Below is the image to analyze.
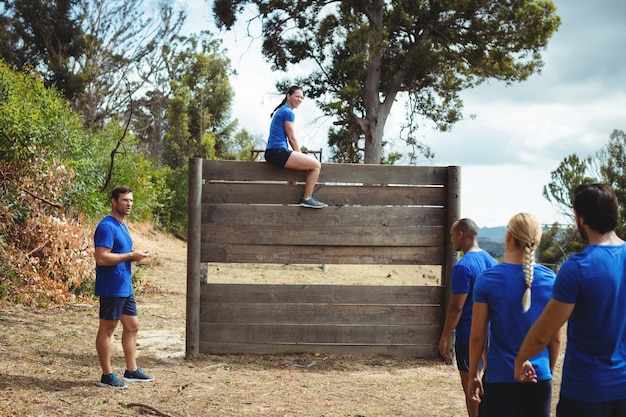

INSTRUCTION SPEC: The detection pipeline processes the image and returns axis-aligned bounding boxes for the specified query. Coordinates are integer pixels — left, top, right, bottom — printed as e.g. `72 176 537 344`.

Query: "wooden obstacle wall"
186 159 460 358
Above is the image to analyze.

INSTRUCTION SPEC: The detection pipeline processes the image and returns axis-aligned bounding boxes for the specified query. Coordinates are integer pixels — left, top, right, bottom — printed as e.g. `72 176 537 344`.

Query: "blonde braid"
507 213 541 314
521 241 536 313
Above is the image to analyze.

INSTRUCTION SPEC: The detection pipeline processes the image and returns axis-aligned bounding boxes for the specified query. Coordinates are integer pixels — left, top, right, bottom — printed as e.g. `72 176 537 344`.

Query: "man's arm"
95 246 149 266
514 299 573 380
439 292 468 361
548 325 563 372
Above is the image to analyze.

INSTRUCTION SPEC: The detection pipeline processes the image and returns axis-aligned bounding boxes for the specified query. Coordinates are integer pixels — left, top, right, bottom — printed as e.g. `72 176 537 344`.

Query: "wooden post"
186 158 202 358
443 165 461 363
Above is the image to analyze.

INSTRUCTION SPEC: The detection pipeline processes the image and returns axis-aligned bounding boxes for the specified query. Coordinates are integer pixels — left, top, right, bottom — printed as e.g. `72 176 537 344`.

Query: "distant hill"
478 226 506 258
478 226 507 242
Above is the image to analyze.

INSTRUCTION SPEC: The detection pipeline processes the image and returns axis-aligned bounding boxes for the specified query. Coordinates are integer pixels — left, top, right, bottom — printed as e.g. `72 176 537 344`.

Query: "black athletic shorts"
264 148 292 169
99 295 137 320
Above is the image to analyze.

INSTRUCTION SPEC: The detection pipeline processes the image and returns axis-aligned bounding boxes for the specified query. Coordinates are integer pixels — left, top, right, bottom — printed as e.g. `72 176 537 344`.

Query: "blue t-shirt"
552 243 626 402
266 104 294 150
474 263 556 383
93 215 134 297
451 250 498 345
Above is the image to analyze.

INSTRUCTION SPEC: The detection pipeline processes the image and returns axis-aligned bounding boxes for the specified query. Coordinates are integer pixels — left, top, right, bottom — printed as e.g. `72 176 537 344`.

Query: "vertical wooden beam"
443 165 461 363
443 165 461 287
186 158 202 358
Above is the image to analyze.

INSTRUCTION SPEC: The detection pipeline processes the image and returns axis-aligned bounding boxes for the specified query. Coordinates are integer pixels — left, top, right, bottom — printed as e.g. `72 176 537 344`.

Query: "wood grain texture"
187 159 461 357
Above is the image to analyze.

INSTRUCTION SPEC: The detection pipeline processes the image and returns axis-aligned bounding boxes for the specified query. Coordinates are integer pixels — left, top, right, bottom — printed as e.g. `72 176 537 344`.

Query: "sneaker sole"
300 203 325 208
123 377 155 383
99 382 127 389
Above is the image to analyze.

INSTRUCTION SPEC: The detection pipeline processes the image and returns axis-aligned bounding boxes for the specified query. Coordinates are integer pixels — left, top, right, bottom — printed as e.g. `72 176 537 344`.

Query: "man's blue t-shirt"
474 263 556 383
552 243 626 402
266 104 294 150
451 250 498 345
94 215 133 297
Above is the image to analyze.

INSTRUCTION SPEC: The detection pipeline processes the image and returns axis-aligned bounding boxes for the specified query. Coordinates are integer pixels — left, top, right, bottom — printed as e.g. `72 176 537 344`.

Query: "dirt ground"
0 223 563 417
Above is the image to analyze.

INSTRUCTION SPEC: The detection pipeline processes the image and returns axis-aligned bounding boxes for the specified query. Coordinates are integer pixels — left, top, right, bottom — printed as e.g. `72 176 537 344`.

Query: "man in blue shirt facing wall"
515 183 626 416
439 218 498 417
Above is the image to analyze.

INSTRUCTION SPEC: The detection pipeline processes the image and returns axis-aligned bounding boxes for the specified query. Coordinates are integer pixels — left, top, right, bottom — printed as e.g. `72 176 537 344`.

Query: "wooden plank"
202 182 447 206
201 160 450 185
201 205 446 228
199 323 440 345
200 303 441 324
200 284 445 304
202 224 443 246
201 244 445 264
199 341 439 356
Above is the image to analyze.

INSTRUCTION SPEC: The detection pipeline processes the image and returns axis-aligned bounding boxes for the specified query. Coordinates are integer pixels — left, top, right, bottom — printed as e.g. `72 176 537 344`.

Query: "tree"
538 222 585 271
162 33 237 168
213 0 561 164
74 0 187 129
0 0 87 100
541 129 626 267
0 0 188 128
597 129 626 234
542 154 597 222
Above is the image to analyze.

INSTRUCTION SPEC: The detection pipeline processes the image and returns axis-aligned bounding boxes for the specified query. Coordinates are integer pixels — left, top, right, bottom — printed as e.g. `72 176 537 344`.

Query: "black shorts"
99 296 137 320
483 380 552 417
455 344 484 372
557 395 626 417
265 148 292 169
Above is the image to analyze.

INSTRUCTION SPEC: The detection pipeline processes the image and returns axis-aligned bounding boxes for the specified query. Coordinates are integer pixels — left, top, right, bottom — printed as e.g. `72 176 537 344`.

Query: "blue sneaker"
123 367 154 383
100 373 127 389
300 196 326 208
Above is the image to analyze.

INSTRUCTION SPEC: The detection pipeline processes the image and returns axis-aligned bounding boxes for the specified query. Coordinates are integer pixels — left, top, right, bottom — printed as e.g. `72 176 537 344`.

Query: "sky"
177 0 625 227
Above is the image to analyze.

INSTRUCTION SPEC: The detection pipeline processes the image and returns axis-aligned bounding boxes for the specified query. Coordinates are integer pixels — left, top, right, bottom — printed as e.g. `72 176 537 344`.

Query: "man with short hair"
94 186 153 389
514 183 626 416
439 218 498 417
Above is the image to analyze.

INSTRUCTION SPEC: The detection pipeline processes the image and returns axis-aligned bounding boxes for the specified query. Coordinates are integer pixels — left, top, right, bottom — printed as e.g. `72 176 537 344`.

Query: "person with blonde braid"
467 213 561 417
265 85 325 208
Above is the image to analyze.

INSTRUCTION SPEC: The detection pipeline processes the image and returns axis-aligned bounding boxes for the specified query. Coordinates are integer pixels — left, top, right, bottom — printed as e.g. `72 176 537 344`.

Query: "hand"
514 360 538 383
131 250 150 262
438 337 450 362
467 375 483 404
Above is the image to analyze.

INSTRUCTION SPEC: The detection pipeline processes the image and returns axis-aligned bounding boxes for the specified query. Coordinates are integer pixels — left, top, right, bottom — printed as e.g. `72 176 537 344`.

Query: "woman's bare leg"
284 152 321 198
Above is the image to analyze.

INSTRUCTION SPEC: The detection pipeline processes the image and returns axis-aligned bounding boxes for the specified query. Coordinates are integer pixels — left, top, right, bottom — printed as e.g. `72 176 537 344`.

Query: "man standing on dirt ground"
439 218 498 417
514 183 626 416
94 186 154 389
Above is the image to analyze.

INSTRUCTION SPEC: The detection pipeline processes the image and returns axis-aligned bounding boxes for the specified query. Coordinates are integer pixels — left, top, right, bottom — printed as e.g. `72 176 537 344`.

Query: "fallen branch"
124 402 174 417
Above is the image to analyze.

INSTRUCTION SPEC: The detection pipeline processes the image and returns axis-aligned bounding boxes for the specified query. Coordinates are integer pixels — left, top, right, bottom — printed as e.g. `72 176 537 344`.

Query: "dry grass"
0 223 562 416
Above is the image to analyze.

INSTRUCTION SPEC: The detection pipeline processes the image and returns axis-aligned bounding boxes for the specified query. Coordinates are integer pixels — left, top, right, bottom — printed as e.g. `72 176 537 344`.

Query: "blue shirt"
474 263 556 383
450 250 498 345
266 104 294 150
94 215 134 297
552 243 626 402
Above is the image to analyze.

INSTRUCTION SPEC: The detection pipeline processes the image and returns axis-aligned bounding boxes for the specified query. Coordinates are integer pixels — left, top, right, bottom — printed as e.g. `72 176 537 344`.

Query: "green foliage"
542 154 597 221
162 32 238 168
537 222 586 271
0 61 83 164
544 129 626 236
0 60 170 305
542 129 626 265
214 0 561 164
152 165 188 235
0 0 86 100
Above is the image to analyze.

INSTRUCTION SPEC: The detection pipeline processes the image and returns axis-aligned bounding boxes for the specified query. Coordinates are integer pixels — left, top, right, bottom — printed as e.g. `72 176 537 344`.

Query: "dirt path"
0 224 561 416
